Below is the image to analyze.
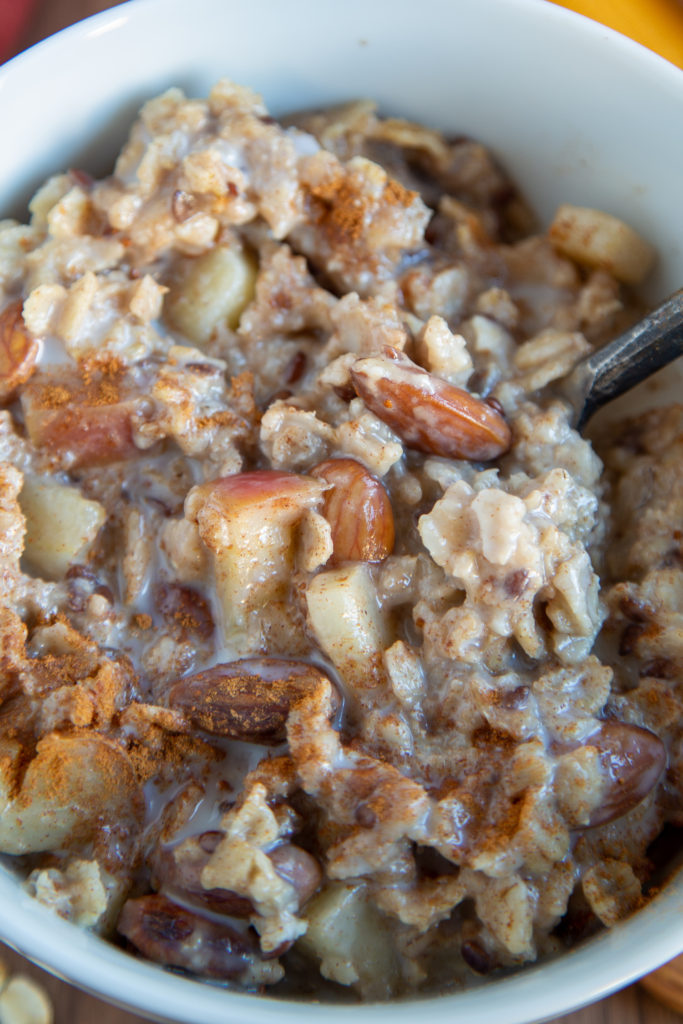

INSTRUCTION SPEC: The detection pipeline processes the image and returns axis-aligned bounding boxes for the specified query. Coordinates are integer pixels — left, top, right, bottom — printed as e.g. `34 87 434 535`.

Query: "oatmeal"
0 79 679 1000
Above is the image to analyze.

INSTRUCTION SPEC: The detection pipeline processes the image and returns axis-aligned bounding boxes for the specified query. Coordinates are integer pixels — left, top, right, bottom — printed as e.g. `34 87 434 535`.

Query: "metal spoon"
563 289 683 430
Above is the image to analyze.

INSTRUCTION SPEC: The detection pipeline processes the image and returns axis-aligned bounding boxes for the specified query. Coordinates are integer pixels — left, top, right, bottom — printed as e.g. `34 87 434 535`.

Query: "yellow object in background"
550 0 683 67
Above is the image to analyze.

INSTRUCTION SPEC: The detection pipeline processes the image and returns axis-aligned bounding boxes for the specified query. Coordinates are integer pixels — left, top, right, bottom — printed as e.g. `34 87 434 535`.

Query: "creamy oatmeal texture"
0 79 680 1000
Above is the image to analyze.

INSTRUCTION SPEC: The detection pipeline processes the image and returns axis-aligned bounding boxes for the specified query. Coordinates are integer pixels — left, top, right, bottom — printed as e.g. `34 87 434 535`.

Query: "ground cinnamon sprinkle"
90 661 130 726
126 729 220 785
79 354 125 406
471 723 516 751
310 174 417 244
310 176 368 243
174 610 201 631
28 648 97 694
69 689 96 727
383 178 417 206
90 378 120 406
34 355 125 411
476 793 525 849
195 409 241 430
37 382 71 409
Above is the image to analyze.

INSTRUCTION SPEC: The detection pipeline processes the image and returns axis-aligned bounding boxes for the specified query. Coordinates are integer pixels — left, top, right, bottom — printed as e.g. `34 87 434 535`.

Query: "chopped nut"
416 315 473 387
129 273 167 322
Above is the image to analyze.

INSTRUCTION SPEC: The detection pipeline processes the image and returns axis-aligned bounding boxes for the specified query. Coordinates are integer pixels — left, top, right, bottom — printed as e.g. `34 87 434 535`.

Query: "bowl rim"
1 1 682 1022
1 862 682 1024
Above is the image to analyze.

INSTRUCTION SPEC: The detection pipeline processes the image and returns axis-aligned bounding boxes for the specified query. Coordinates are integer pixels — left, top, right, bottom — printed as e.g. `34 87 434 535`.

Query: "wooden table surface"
5 2 683 1022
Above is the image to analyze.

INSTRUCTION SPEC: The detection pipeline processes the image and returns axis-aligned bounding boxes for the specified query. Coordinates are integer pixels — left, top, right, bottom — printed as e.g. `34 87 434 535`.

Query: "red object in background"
0 0 38 63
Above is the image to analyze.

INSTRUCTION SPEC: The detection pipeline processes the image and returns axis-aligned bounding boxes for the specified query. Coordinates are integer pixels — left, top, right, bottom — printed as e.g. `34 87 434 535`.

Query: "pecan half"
311 457 394 564
167 658 340 743
350 346 511 461
117 893 255 979
0 301 39 403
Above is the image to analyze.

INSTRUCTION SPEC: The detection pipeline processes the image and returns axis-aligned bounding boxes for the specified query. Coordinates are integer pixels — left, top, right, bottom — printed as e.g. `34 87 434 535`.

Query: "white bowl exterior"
0 857 681 1024
0 1 682 1021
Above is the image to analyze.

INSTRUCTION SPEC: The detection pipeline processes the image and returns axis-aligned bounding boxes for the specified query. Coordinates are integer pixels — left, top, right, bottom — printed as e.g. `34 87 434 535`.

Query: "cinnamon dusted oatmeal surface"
0 78 680 1001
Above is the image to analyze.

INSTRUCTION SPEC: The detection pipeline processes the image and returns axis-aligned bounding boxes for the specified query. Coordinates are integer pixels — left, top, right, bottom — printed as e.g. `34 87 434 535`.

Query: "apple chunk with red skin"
21 368 144 469
185 470 325 650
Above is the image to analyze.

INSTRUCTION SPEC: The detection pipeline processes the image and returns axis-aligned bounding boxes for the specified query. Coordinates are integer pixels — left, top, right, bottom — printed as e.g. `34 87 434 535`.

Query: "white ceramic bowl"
1 1 682 1022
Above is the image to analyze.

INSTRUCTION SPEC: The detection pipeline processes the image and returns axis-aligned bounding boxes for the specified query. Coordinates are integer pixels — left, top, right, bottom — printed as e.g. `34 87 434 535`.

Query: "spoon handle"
564 289 683 430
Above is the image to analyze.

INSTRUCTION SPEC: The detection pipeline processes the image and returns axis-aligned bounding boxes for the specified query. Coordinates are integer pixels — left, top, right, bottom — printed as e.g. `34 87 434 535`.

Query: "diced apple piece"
166 242 257 344
0 301 39 403
185 470 325 648
20 476 105 580
20 369 142 469
0 732 142 855
305 563 389 694
298 882 399 999
549 204 655 285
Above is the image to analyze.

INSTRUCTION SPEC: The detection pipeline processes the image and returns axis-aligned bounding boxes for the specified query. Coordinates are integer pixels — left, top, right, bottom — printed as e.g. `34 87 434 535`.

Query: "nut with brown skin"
117 893 255 979
268 843 323 907
155 582 215 642
0 301 39 403
167 657 340 743
150 836 254 918
585 720 667 828
311 457 395 564
350 345 512 461
151 835 322 917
